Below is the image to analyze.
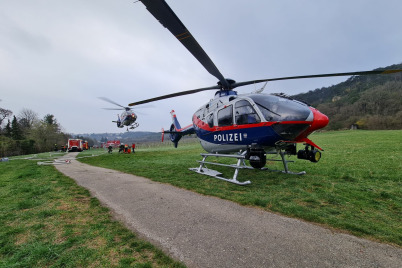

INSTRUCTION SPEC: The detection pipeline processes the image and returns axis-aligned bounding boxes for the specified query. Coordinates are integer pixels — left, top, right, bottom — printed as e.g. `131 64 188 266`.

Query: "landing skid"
127 122 139 131
189 151 251 185
189 150 305 185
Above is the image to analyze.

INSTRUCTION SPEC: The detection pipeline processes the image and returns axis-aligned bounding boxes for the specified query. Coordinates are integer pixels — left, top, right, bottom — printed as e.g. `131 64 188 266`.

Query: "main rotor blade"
103 105 155 110
139 0 229 88
102 108 125 111
131 104 155 109
231 69 402 88
128 69 402 106
98 97 126 109
128 84 220 106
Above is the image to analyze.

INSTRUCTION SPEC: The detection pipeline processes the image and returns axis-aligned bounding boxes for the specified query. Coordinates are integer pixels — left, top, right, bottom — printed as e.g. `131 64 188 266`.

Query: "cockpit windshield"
248 94 311 122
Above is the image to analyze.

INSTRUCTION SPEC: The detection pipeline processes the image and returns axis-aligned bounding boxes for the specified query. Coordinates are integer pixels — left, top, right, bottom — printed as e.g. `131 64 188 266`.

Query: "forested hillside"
293 63 402 130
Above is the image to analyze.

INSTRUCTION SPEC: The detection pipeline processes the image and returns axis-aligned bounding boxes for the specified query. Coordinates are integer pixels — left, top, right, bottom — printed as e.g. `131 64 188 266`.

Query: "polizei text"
213 133 244 142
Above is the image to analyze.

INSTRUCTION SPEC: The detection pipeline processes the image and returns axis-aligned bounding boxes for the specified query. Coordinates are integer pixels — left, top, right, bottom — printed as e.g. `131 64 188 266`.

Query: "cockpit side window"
256 103 279 122
217 105 233 126
235 100 261 125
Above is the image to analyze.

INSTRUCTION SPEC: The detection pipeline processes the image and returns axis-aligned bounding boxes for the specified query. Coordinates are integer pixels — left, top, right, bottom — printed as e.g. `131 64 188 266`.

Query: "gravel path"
55 153 402 268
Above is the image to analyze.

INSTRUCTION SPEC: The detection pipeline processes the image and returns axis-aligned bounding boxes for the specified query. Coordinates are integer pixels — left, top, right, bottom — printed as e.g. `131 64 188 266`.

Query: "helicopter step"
189 150 305 185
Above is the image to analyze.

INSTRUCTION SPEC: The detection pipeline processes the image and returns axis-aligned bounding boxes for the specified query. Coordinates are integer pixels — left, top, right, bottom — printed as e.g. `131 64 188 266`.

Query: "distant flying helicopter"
128 0 402 184
99 97 139 131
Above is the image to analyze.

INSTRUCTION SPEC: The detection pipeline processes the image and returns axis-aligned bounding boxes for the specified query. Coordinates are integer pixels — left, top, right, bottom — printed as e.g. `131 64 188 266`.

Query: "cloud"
1 0 401 134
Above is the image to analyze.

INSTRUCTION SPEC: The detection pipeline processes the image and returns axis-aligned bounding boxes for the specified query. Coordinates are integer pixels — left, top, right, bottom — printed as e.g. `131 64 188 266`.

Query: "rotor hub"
218 78 236 90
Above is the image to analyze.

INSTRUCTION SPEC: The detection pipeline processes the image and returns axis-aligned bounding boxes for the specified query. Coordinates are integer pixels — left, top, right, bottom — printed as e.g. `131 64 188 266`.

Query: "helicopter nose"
309 108 329 132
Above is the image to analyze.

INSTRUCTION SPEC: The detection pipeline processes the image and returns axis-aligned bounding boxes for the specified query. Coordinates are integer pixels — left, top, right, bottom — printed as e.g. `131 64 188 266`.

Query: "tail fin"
161 110 195 148
169 124 181 148
117 114 121 127
170 110 181 131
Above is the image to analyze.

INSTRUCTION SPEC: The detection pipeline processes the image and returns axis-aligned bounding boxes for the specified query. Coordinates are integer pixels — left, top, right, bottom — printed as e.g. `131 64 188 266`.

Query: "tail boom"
161 110 195 147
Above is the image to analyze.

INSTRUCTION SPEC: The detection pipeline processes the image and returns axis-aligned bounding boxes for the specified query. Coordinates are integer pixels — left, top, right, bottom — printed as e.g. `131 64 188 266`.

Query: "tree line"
0 107 70 157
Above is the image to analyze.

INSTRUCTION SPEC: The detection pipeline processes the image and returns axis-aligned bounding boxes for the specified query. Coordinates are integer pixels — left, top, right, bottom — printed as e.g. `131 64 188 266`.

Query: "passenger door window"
217 105 233 126
207 113 214 128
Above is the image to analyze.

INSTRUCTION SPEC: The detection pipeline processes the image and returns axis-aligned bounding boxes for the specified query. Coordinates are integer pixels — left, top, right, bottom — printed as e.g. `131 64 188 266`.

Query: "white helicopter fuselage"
117 111 137 128
191 91 327 154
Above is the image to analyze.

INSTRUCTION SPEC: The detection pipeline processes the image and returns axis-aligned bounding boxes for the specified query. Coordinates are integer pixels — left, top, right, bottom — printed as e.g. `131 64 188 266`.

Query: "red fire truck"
82 140 89 150
67 139 83 152
105 140 121 148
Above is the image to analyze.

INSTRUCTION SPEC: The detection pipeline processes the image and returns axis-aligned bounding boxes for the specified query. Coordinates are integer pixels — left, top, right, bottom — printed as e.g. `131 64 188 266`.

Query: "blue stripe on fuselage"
196 125 283 147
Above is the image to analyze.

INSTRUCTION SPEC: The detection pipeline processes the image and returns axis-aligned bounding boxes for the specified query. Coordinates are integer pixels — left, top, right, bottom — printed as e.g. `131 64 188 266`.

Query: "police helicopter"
99 97 139 131
128 0 402 185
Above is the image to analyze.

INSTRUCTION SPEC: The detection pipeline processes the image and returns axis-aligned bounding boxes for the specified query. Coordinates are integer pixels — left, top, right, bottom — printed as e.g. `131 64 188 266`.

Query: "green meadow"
0 156 185 267
1 130 400 267
79 130 402 246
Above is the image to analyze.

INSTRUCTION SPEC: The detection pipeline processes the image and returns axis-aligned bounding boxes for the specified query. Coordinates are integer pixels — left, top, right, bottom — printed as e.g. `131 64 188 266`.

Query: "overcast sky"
1 0 401 134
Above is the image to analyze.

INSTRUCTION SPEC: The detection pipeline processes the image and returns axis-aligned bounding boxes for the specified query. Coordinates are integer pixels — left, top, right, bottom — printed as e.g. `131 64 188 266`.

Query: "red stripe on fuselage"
192 115 313 132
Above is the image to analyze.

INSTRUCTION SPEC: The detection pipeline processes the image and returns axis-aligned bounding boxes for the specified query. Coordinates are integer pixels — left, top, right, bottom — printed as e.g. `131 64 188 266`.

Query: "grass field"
79 130 402 246
0 157 185 267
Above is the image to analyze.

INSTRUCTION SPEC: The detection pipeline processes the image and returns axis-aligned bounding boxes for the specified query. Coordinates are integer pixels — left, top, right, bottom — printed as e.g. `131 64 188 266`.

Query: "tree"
4 120 12 137
11 116 23 140
44 114 56 126
18 108 39 130
0 107 12 130
29 114 67 152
